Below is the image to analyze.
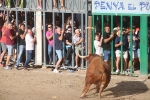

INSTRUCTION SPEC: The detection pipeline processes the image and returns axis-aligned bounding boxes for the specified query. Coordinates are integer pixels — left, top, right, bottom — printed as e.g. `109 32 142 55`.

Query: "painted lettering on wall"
92 0 150 14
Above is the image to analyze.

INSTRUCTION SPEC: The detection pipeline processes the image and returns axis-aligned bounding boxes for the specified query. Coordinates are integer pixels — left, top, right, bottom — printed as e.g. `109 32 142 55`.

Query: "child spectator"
94 33 103 56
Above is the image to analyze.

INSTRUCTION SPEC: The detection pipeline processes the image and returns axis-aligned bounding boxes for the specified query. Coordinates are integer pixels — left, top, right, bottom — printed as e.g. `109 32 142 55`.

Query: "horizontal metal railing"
0 0 88 12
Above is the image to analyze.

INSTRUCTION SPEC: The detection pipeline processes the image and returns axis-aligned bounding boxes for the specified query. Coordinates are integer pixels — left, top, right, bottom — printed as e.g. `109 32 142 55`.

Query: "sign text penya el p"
92 0 150 14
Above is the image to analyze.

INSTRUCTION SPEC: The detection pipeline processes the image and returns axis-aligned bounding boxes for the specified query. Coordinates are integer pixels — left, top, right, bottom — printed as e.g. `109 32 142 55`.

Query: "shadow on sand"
104 81 149 98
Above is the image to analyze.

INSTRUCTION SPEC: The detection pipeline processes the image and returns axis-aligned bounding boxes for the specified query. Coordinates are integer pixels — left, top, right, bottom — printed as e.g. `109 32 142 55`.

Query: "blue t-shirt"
115 36 121 50
122 34 128 51
115 34 128 51
54 33 63 50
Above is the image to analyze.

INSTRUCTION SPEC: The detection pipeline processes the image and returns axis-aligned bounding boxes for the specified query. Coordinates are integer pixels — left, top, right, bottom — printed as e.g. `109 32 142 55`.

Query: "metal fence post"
92 14 94 53
140 15 148 75
129 16 133 74
120 15 123 73
111 15 114 73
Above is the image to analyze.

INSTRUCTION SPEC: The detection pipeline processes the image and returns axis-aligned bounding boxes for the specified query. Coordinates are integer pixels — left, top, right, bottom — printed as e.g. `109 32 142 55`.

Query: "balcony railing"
0 0 89 12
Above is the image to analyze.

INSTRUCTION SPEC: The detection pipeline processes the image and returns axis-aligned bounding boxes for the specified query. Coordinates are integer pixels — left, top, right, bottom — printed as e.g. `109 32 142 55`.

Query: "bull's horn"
78 54 89 58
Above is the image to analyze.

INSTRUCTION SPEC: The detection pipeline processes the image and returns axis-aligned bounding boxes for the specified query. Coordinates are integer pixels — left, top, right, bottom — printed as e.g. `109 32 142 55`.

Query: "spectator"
11 23 18 62
0 22 7 66
128 28 138 71
0 11 4 28
15 24 27 69
4 22 18 70
46 24 53 65
94 33 103 56
23 29 36 70
64 26 73 66
36 0 42 9
115 29 129 74
53 27 64 73
53 0 66 10
0 0 2 7
15 0 24 8
135 28 140 62
73 29 84 68
103 25 115 63
5 0 11 8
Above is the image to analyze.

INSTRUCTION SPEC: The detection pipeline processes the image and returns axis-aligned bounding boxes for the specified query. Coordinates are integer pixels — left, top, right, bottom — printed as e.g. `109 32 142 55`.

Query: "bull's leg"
96 84 100 93
99 84 105 98
80 83 91 98
98 73 108 98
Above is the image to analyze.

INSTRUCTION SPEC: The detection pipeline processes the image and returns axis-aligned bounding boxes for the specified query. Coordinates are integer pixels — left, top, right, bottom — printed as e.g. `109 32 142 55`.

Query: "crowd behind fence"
0 0 150 75
0 0 88 12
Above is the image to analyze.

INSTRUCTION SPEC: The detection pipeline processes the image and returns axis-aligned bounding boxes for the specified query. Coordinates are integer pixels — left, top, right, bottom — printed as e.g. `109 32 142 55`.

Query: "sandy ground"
0 66 150 100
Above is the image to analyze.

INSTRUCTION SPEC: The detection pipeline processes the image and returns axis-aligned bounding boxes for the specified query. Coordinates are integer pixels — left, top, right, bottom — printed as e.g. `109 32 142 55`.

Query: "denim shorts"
104 50 110 62
129 50 138 58
137 49 140 58
56 50 62 59
1 42 7 51
6 45 14 55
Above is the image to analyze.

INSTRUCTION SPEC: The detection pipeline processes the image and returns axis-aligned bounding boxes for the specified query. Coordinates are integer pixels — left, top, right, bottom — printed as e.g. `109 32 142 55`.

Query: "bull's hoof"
79 94 84 98
98 94 102 98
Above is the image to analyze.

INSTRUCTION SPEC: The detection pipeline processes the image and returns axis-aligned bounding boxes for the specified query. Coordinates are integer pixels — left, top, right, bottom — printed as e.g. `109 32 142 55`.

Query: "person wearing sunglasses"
46 24 53 65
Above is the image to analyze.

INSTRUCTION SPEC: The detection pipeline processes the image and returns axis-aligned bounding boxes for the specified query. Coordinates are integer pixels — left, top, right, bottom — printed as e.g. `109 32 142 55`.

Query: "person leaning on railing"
36 0 42 9
15 0 24 8
0 0 2 7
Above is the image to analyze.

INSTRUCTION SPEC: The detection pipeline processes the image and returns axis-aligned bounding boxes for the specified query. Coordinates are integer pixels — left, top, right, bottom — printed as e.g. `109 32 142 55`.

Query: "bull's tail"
78 54 89 58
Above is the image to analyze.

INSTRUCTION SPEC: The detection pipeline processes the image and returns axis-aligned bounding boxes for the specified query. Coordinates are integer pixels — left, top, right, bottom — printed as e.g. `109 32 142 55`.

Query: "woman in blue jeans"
46 24 53 64
23 29 36 70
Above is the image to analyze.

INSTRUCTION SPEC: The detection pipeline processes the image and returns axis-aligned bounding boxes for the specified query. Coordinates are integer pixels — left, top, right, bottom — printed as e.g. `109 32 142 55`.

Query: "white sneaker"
115 69 120 74
14 65 18 68
74 65 78 69
53 69 59 73
4 66 11 70
125 71 128 75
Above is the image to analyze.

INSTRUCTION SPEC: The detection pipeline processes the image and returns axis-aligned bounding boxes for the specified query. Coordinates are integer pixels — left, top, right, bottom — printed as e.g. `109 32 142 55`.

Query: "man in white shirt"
23 28 36 70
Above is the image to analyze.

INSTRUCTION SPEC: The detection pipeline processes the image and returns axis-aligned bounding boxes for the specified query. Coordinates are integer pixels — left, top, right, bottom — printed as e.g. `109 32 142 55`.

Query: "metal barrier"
0 0 88 12
92 15 149 76
0 0 90 69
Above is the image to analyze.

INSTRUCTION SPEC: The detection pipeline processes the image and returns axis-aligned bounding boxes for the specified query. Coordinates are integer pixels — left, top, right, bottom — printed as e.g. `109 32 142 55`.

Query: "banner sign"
92 0 150 14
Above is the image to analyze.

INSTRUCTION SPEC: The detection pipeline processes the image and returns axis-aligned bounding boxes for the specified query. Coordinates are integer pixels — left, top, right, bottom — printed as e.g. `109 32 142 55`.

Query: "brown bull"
79 54 111 98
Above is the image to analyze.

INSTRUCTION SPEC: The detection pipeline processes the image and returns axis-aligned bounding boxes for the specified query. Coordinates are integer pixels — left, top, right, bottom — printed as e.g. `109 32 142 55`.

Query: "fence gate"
92 0 150 76
0 0 89 70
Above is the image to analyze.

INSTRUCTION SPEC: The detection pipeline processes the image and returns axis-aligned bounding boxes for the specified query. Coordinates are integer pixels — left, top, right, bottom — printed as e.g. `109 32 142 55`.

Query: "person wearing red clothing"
0 22 7 66
4 23 18 70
